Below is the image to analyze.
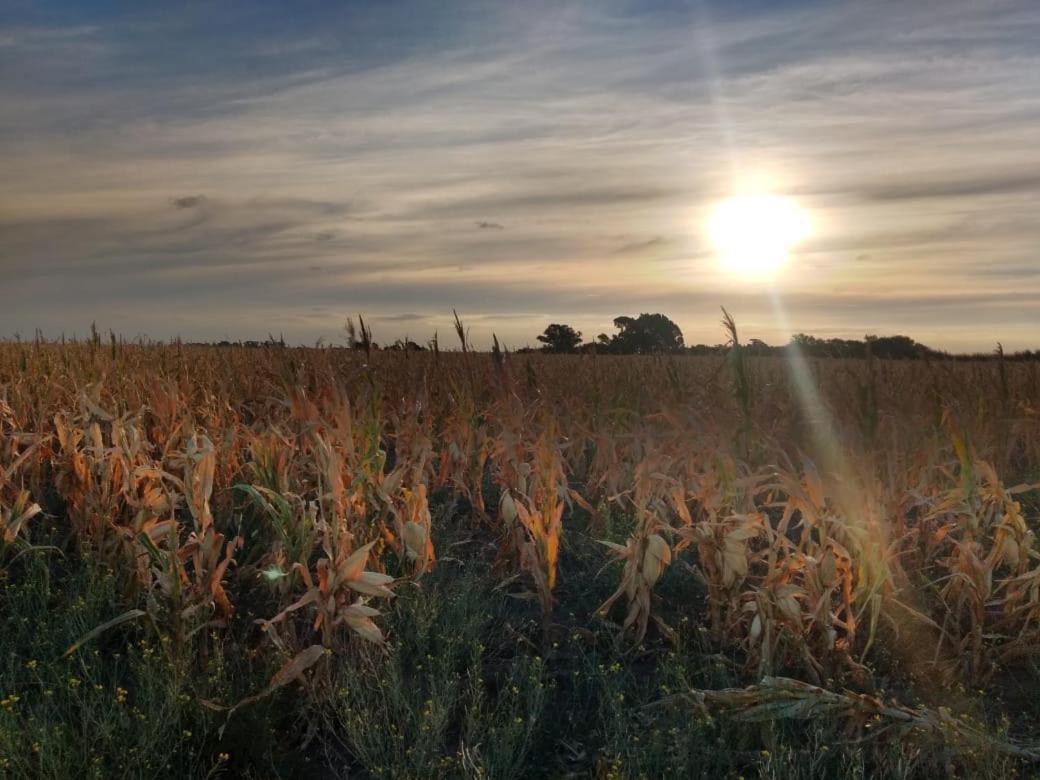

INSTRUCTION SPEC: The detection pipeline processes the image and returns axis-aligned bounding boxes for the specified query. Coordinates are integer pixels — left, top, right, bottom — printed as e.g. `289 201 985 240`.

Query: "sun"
707 194 811 278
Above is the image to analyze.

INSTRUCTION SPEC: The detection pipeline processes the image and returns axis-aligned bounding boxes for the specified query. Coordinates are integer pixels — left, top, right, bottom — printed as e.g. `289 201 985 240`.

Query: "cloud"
614 237 668 254
402 184 687 222
173 195 206 209
861 171 1040 202
0 195 369 284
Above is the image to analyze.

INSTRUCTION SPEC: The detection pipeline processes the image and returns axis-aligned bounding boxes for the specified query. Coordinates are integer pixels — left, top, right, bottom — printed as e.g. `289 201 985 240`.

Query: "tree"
746 338 771 356
870 335 926 359
386 339 426 352
607 313 684 354
537 323 583 353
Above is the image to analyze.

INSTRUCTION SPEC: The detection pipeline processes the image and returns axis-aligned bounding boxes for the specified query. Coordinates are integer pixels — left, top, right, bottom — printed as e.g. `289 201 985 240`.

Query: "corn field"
1 330 1039 777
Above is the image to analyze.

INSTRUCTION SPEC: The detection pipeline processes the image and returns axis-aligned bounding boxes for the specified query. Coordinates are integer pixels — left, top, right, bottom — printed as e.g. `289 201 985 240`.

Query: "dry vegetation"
1 323 1039 778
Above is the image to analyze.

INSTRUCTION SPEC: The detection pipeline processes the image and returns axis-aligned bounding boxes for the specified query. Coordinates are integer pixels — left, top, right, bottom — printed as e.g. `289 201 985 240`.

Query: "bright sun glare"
708 194 811 279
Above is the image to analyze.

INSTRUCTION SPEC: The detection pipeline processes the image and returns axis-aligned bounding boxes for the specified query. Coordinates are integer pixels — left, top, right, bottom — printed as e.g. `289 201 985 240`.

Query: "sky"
2 0 1039 352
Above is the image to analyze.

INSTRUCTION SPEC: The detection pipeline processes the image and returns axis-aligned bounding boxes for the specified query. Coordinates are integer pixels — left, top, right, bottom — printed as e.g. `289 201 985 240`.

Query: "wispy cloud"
861 171 1040 202
173 195 206 209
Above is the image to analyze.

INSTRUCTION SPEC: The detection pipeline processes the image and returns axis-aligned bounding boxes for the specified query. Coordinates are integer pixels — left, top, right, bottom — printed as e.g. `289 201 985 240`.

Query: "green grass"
0 513 1035 779
320 571 547 778
0 554 210 777
0 546 302 778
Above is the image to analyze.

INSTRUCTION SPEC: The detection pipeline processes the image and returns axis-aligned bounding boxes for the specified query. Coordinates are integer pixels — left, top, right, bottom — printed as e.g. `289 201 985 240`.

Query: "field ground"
1 340 1039 778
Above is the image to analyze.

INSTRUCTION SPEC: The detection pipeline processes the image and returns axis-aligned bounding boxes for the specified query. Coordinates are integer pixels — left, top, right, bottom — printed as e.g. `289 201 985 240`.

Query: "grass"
0 514 1032 778
321 570 547 778
0 552 212 777
0 527 311 778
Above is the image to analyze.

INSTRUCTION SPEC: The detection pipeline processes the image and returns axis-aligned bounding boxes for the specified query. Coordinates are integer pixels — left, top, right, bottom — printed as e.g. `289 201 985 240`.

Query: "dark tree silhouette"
527 315 1023 361
386 339 426 351
537 323 583 353
607 313 684 353
788 332 933 359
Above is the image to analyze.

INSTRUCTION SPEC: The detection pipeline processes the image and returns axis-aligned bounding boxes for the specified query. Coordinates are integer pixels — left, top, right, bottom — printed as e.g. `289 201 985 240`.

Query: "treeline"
49 314 1034 360
531 313 1039 361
